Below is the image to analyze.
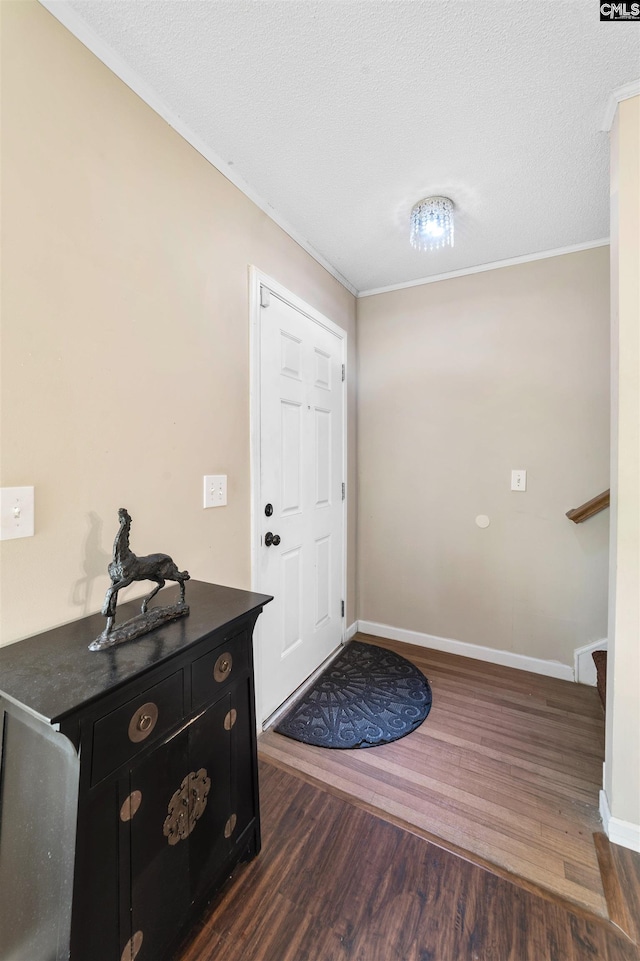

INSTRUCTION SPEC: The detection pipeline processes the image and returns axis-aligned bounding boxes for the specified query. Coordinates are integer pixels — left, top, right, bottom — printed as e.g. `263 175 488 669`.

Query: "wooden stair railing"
566 489 610 523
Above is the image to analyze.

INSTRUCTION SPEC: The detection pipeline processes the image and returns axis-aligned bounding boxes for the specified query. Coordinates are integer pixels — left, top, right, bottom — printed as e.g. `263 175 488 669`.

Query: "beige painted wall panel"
357 248 610 665
0 2 356 645
605 96 640 830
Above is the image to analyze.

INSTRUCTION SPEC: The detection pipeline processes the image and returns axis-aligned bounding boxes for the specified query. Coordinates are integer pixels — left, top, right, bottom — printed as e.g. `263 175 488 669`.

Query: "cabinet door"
231 675 260 851
187 692 232 905
123 686 256 960
124 728 191 961
124 695 234 960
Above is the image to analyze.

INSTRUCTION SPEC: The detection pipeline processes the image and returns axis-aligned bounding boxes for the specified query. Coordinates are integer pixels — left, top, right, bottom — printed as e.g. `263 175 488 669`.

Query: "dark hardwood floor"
260 634 608 916
177 761 638 961
596 831 640 945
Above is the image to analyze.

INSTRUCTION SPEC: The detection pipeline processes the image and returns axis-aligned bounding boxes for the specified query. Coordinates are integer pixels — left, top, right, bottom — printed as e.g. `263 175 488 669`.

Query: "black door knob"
265 532 281 547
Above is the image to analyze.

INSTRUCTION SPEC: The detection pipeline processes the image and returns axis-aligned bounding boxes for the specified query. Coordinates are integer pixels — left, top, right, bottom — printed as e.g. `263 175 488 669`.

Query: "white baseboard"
600 789 640 853
345 621 358 642
574 638 607 686
357 619 575 682
601 787 611 830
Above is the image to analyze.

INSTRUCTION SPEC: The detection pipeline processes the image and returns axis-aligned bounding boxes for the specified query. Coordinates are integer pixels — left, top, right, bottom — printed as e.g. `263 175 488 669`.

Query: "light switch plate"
203 475 227 508
511 470 527 492
0 486 35 539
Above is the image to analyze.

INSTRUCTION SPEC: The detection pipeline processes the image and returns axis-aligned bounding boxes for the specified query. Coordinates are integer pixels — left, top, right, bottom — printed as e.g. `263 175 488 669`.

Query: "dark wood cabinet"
0 581 271 961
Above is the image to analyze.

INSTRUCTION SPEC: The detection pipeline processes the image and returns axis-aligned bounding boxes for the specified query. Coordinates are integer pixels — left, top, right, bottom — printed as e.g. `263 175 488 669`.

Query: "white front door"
255 284 345 721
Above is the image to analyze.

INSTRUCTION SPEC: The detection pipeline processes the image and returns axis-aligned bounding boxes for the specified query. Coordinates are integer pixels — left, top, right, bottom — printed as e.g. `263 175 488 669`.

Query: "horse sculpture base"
89 602 189 652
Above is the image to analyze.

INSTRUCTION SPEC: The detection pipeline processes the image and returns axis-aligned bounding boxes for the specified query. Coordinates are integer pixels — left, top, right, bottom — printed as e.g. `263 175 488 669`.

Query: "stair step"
592 650 607 712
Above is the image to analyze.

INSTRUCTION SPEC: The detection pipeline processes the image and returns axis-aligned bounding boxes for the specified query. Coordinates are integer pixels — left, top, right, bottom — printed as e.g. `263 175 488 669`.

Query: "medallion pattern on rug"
274 641 432 749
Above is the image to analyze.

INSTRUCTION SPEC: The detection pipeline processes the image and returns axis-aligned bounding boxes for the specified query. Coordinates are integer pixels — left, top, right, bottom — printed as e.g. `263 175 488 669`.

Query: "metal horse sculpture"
91 508 190 650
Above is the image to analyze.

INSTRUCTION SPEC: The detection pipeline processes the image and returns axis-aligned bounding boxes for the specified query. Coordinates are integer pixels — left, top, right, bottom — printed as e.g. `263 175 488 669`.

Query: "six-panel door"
258 293 345 719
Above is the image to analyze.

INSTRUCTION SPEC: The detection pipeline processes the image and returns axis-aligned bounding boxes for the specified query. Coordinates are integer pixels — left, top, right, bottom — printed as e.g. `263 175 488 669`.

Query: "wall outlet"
0 486 35 539
203 475 227 508
511 469 527 492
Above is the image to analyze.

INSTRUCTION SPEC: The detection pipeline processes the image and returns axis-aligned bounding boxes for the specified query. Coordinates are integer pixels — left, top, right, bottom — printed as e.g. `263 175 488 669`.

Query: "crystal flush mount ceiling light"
410 196 454 251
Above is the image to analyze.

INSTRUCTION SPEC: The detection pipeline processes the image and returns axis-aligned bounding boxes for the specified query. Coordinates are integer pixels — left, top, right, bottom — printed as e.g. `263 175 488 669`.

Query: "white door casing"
250 268 346 723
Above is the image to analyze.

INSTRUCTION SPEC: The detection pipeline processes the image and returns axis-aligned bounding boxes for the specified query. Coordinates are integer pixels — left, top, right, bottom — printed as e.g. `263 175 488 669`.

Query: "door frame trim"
248 266 347 727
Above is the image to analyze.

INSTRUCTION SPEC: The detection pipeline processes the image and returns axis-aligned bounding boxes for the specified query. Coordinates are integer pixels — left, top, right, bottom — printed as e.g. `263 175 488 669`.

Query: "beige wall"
357 248 610 666
0 1 357 645
605 96 640 832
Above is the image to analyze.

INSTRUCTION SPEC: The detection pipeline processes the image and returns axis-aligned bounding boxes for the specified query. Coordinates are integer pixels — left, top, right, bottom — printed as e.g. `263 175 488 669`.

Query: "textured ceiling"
51 1 638 293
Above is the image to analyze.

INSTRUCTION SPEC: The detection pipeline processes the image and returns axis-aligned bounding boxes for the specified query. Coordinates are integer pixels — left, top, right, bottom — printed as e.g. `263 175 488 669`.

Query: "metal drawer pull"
121 931 143 961
128 701 158 743
224 709 237 731
163 768 211 846
120 790 142 822
214 652 233 682
224 813 237 838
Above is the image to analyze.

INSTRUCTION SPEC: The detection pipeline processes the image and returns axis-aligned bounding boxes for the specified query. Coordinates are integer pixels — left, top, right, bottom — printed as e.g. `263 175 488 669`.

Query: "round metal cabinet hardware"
163 768 211 846
264 503 273 517
224 708 237 731
128 701 158 743
120 790 142 822
214 652 233 682
224 813 237 838
121 930 143 961
265 532 281 547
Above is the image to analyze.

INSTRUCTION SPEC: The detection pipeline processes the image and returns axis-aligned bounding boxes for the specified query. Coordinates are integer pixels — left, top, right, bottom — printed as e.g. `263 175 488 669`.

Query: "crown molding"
357 239 610 298
37 1 358 298
35 1 625 300
601 79 640 132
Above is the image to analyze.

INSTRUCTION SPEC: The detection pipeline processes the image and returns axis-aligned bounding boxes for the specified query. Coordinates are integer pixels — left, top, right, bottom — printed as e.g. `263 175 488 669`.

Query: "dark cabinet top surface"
0 581 272 724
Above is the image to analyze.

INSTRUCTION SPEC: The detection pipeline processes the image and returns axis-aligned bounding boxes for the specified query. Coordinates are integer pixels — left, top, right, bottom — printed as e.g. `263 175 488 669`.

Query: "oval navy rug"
274 640 432 749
